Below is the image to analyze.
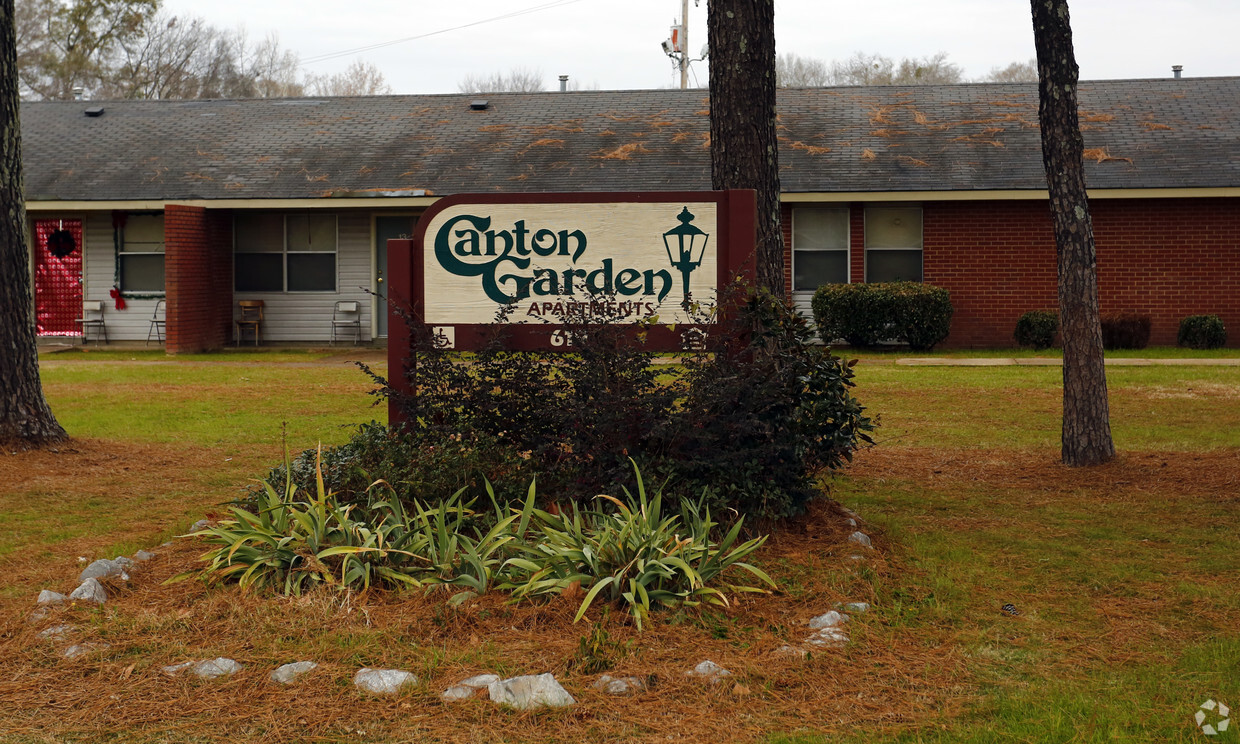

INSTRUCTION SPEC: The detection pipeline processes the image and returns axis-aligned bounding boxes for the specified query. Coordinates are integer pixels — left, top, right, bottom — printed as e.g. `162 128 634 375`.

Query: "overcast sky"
161 0 1239 94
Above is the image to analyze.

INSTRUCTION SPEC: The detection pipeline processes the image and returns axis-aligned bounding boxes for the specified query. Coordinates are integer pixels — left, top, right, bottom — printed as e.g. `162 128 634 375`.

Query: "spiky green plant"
502 463 775 630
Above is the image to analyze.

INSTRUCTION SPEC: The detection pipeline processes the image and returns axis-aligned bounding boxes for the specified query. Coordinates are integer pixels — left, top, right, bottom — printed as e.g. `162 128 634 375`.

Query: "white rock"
805 627 849 648
193 658 242 679
68 578 107 604
840 602 870 613
488 673 576 710
161 661 196 676
39 624 74 639
190 519 210 532
846 518 857 527
37 590 66 605
686 660 732 683
270 661 318 684
78 559 124 583
847 531 872 548
808 610 848 629
113 556 135 568
134 550 155 561
64 644 92 659
594 675 647 695
441 674 499 701
774 645 808 659
354 667 417 695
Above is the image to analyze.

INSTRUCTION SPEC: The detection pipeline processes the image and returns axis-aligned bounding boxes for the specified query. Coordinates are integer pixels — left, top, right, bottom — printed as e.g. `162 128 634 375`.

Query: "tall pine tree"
1030 0 1115 466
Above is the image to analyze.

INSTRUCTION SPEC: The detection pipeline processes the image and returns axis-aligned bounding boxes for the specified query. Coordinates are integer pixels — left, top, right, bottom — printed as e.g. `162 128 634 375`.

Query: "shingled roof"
21 76 1240 202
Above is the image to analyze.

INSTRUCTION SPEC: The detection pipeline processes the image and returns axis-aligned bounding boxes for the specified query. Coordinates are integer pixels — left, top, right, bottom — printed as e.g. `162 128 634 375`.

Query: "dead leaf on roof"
600 113 640 122
789 141 832 155
195 149 224 161
897 155 930 167
985 100 1032 108
695 109 710 116
185 173 214 182
671 131 693 143
869 107 894 125
1080 111 1115 123
1083 148 1133 164
358 166 375 175
598 129 616 137
224 182 245 190
255 156 272 163
533 122 585 134
304 173 329 183
870 129 909 138
912 110 933 126
592 143 650 160
509 174 529 181
652 121 678 128
861 148 877 161
144 167 167 184
1142 122 1173 131
479 124 509 133
518 138 565 157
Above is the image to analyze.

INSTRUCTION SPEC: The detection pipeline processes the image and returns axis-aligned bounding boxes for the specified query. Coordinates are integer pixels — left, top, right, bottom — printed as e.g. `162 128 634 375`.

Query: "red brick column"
165 205 234 353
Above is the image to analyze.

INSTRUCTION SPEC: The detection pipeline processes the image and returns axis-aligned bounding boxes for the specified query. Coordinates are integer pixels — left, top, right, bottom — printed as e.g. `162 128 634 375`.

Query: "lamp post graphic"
663 207 710 310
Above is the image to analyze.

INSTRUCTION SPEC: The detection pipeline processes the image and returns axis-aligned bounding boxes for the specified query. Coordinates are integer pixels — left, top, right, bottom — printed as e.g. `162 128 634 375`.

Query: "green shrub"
811 283 895 347
1014 310 1059 350
656 287 875 520
1100 312 1151 350
811 282 953 349
502 464 774 630
888 281 954 351
1178 314 1228 349
360 285 874 523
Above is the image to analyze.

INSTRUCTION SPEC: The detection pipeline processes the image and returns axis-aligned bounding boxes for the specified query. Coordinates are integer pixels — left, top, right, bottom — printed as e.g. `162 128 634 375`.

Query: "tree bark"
1 0 68 447
708 0 783 296
1030 0 1114 466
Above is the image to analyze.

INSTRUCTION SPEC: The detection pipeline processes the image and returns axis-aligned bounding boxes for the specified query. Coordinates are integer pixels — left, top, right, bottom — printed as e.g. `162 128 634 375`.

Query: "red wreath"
109 287 127 311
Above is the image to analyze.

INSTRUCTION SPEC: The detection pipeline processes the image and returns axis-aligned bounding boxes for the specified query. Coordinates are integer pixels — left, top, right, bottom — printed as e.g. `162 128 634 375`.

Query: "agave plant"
174 448 424 595
502 463 775 630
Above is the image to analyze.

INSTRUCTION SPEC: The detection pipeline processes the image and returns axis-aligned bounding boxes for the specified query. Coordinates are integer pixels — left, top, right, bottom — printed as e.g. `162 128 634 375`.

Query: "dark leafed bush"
811 282 953 350
358 285 875 522
655 286 875 520
1100 313 1151 350
1178 314 1228 349
1014 310 1059 350
887 281 954 351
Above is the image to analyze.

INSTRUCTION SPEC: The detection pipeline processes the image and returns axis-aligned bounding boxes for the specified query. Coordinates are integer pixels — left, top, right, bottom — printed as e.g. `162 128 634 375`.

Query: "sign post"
386 190 756 424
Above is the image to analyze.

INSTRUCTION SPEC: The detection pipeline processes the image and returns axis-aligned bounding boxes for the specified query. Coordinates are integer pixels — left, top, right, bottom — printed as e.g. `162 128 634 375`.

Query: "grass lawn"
1 350 1236 743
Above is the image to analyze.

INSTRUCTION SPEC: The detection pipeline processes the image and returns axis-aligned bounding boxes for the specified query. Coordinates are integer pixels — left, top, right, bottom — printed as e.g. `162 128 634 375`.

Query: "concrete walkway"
896 357 1240 366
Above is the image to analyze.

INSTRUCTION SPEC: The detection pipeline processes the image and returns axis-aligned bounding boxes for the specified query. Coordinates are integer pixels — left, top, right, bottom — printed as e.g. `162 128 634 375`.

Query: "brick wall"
783 196 1239 348
165 205 233 353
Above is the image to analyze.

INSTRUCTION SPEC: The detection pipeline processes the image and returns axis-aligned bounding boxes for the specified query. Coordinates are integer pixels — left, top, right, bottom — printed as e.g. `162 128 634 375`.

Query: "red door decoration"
34 219 84 336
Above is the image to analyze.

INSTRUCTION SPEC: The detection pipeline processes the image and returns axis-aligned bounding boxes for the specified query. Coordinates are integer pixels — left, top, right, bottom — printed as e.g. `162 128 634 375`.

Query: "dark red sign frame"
386 190 756 424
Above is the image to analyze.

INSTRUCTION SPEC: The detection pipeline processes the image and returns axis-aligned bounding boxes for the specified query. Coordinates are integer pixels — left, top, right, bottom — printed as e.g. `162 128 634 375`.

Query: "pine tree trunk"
0 0 68 447
1030 0 1114 466
707 0 784 297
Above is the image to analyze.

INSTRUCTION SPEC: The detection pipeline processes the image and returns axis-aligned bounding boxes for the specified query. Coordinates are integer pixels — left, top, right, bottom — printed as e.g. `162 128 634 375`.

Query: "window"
865 206 923 283
119 213 165 292
792 207 849 290
234 213 337 292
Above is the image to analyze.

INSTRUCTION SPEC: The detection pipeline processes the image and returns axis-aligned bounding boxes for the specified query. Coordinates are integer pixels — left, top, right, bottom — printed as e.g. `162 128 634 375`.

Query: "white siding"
233 212 373 342
82 212 164 342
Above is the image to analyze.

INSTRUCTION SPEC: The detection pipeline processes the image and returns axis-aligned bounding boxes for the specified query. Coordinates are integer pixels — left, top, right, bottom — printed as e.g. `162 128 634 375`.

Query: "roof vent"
470 99 489 111
84 106 105 117
1172 65 1183 79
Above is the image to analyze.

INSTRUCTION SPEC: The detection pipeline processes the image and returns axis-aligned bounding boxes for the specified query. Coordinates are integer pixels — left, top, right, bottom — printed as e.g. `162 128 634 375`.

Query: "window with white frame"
792 207 849 291
118 213 165 292
865 206 923 283
234 213 338 292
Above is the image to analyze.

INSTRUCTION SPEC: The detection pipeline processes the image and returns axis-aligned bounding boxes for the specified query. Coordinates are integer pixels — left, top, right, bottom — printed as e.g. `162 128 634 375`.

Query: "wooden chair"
330 300 362 345
75 301 107 345
235 300 264 346
146 300 166 345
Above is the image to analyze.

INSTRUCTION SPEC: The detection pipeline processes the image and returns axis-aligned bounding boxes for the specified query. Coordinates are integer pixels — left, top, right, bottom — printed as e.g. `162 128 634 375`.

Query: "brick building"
21 77 1239 350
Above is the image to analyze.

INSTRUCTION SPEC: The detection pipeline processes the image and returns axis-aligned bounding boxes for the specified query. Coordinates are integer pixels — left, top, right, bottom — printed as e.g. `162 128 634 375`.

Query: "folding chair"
76 301 107 345
330 300 362 345
235 300 264 346
146 299 166 345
